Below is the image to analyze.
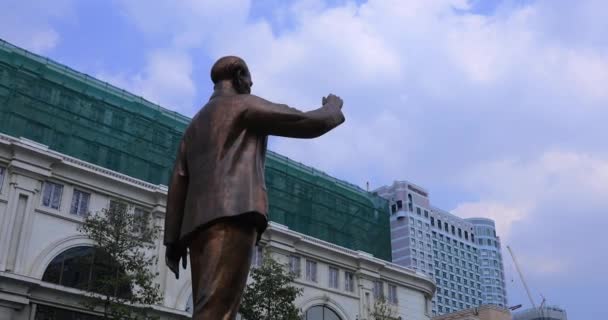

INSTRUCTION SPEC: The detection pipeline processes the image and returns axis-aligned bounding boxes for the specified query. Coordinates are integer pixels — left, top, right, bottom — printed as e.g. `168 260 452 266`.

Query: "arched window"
305 305 341 320
42 246 131 298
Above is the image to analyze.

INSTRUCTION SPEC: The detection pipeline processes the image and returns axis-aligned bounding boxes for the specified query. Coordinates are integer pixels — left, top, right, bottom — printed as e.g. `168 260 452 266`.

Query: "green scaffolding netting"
0 39 391 261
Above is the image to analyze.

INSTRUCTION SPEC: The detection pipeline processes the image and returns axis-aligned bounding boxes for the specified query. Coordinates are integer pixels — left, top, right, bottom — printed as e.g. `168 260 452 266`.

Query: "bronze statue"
163 56 345 319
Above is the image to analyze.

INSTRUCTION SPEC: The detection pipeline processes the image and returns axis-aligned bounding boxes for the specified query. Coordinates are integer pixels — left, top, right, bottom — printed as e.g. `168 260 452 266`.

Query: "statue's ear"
234 67 243 88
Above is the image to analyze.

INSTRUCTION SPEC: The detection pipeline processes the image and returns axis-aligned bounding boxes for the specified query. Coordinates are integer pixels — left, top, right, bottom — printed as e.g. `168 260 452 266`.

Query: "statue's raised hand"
323 94 343 109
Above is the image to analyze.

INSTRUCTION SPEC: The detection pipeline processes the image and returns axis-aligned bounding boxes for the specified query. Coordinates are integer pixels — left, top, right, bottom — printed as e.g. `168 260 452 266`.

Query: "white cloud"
453 201 527 240
110 0 608 199
453 150 608 281
97 50 196 113
0 0 73 54
25 29 60 53
116 0 251 49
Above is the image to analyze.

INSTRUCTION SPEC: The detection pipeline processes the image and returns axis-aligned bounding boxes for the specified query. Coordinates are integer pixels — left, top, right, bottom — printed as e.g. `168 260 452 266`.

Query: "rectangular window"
133 207 149 233
396 200 403 209
42 181 63 209
458 228 462 237
252 245 263 267
373 280 384 299
70 190 90 217
430 217 435 226
289 255 301 277
424 210 429 218
416 207 421 215
0 166 5 193
437 220 442 229
345 271 355 292
306 260 317 282
329 266 339 289
391 204 397 214
109 200 127 212
388 284 398 304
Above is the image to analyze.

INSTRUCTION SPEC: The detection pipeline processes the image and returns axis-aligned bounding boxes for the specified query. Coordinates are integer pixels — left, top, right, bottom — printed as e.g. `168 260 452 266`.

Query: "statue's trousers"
188 216 257 320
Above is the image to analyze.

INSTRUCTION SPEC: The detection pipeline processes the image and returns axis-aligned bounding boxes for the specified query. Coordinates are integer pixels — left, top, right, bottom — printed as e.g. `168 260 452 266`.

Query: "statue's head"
210 56 252 94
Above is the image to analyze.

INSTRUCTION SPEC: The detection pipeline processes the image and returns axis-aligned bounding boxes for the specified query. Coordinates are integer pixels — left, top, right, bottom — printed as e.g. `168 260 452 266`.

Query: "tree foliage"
78 202 163 319
370 296 399 320
239 254 303 320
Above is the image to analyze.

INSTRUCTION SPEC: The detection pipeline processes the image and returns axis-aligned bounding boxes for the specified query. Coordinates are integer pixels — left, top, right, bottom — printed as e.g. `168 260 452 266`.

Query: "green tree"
78 202 163 319
370 296 399 320
239 254 303 320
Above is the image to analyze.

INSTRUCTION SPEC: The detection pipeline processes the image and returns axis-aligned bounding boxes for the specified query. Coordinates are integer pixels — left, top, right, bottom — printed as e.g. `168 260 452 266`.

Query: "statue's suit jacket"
163 90 345 248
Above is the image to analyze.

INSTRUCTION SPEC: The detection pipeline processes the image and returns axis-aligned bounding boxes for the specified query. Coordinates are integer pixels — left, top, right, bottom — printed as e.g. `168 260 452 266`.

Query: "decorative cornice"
0 133 167 195
266 222 436 296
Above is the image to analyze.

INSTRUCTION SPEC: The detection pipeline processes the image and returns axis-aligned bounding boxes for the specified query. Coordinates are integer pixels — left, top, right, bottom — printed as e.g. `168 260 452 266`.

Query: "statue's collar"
210 83 239 99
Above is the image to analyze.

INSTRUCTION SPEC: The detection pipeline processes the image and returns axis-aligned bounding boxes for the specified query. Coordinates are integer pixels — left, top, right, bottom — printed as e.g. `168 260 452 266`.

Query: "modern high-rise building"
431 207 482 314
466 218 507 307
376 180 507 316
375 181 433 272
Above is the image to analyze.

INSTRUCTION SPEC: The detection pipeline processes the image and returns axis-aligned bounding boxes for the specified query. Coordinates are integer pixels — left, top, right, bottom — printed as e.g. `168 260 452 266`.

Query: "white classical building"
0 133 435 320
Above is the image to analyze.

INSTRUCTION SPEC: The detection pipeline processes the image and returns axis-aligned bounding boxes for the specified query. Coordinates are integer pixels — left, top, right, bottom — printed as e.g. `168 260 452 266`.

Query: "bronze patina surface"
163 56 344 319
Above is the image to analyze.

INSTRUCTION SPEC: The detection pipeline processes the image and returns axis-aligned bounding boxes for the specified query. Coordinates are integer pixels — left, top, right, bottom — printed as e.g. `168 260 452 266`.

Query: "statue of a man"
163 56 345 319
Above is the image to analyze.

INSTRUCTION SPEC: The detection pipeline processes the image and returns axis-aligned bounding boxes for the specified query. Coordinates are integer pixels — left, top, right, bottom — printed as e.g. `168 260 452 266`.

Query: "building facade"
375 181 433 274
431 305 511 320
466 218 507 307
512 306 568 320
0 134 435 320
375 181 506 316
430 208 482 314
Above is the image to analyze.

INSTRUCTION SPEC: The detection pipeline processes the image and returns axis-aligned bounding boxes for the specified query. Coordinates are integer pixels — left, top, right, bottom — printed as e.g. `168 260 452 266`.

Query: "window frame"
132 207 150 234
373 280 384 299
344 271 355 292
252 245 263 267
289 255 301 277
0 166 5 193
388 283 399 304
328 266 339 289
70 189 91 217
305 259 317 282
42 181 64 210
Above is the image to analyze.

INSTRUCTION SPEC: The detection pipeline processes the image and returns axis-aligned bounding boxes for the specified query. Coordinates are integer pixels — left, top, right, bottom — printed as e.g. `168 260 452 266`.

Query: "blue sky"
2 0 606 318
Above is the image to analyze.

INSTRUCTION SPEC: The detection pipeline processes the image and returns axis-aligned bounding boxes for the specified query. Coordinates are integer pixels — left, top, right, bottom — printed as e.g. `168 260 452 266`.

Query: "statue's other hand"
166 244 188 279
323 93 343 109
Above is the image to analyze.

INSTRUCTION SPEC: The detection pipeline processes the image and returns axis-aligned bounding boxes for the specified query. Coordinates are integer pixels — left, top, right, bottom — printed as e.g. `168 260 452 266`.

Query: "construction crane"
506 245 537 309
